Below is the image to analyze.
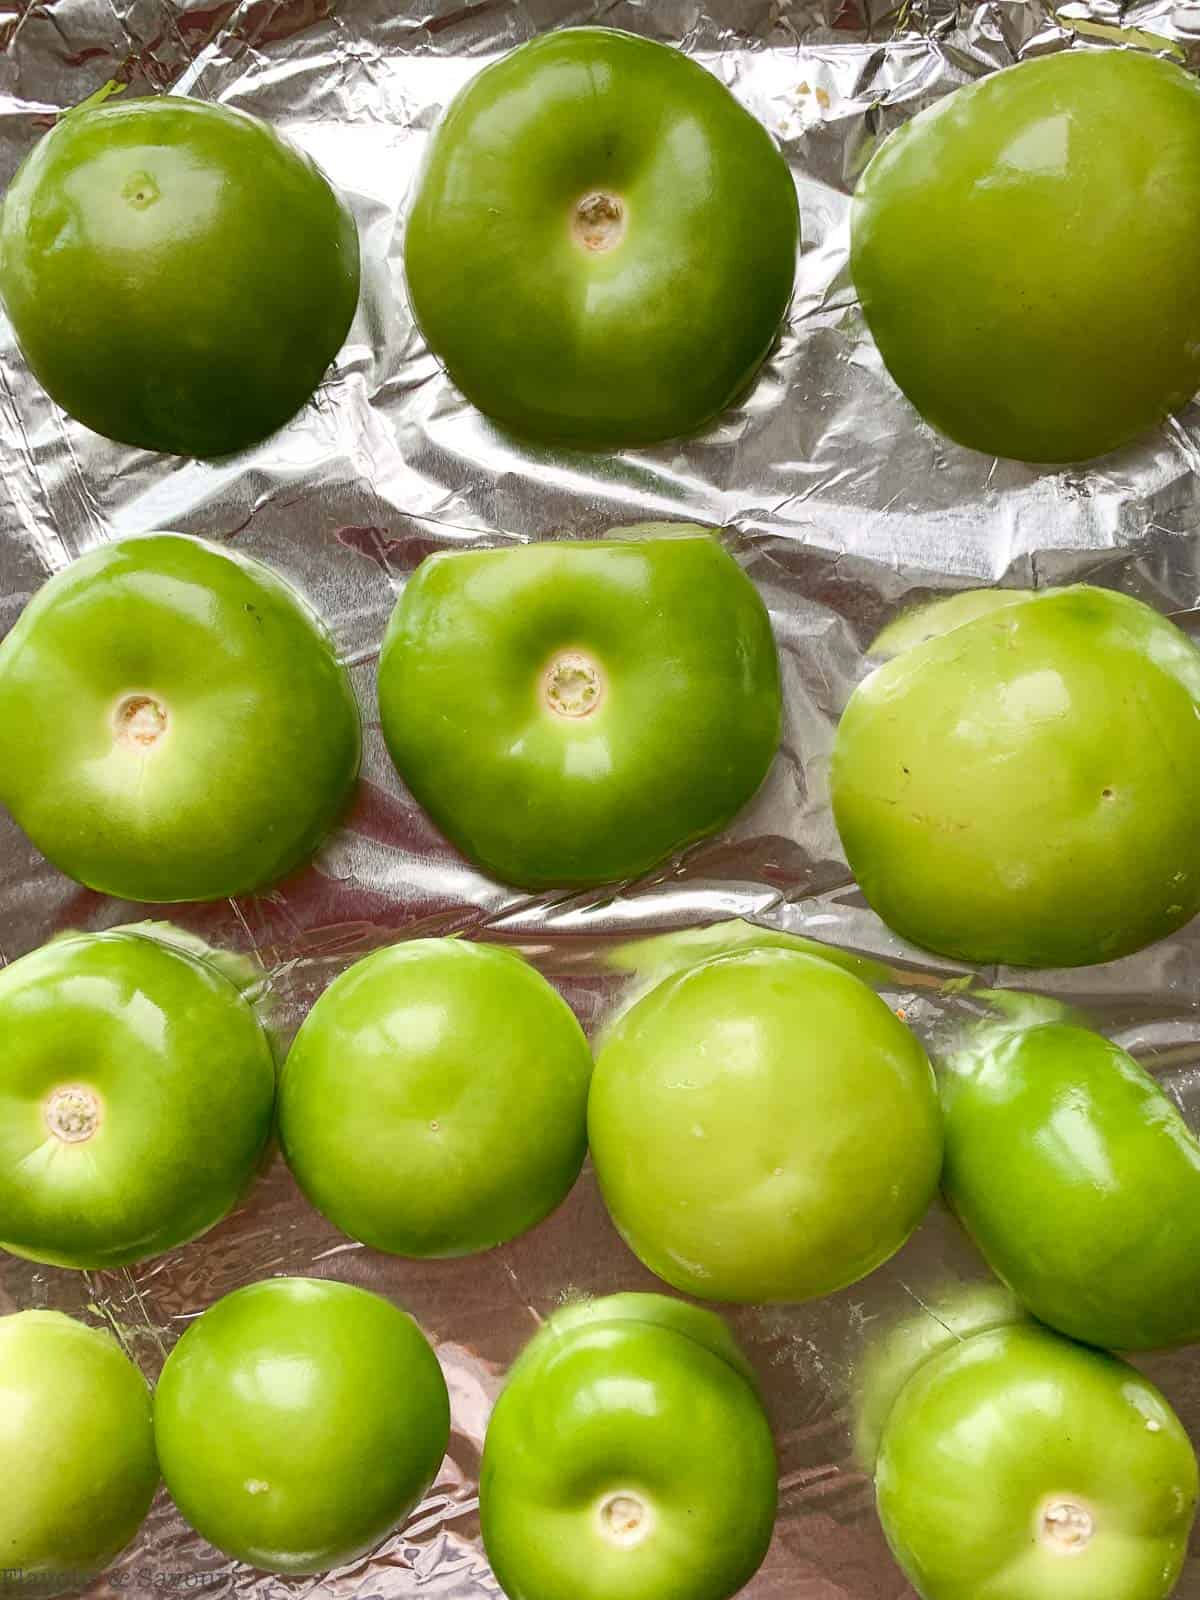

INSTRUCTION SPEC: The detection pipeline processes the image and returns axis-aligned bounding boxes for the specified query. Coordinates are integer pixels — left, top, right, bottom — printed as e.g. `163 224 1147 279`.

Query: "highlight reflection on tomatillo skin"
0 532 361 903
480 1294 777 1600
377 526 782 890
875 1324 1198 1600
0 929 276 1270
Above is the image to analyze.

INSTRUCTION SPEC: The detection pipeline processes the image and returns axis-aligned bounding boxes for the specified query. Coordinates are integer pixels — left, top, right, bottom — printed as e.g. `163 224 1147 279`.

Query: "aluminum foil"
4 0 1200 1595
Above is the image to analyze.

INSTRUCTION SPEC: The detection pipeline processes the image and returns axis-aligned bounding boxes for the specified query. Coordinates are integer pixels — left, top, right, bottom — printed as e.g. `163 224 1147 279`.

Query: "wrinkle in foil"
2 2 1200 1596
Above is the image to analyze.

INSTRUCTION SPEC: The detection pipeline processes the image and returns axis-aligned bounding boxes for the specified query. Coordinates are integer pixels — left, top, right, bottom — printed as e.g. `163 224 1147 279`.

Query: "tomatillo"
0 532 360 902
480 1293 777 1600
0 1311 158 1598
378 527 781 889
852 49 1200 462
154 1278 450 1575
279 939 592 1257
942 1018 1200 1351
831 586 1200 967
0 929 275 1269
876 1324 1198 1600
588 948 942 1302
405 27 798 445
0 92 359 457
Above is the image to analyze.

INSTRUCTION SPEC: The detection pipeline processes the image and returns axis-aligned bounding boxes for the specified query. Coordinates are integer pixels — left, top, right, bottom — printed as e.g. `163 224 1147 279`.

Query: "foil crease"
2 1 1200 1595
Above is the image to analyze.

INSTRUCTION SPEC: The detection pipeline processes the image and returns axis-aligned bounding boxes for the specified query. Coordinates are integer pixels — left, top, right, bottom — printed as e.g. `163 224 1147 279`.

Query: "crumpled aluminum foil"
4 0 1200 1595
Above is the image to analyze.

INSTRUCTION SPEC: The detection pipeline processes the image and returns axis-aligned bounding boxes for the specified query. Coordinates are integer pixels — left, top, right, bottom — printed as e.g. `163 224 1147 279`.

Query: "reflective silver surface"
3 1 1200 1595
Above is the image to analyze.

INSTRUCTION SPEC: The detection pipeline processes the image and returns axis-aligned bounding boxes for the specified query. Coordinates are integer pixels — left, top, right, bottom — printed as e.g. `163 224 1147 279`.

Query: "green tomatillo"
0 532 361 902
941 1017 1200 1350
852 49 1200 462
279 938 592 1257
876 1324 1198 1600
378 527 781 889
480 1293 777 1600
0 91 360 458
0 1311 159 1598
588 947 942 1302
405 27 799 445
0 929 275 1269
831 586 1200 967
153 1277 450 1575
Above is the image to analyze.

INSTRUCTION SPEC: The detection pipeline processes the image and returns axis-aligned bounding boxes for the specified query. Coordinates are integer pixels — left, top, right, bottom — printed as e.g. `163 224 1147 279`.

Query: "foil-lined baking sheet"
4 0 1200 1594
